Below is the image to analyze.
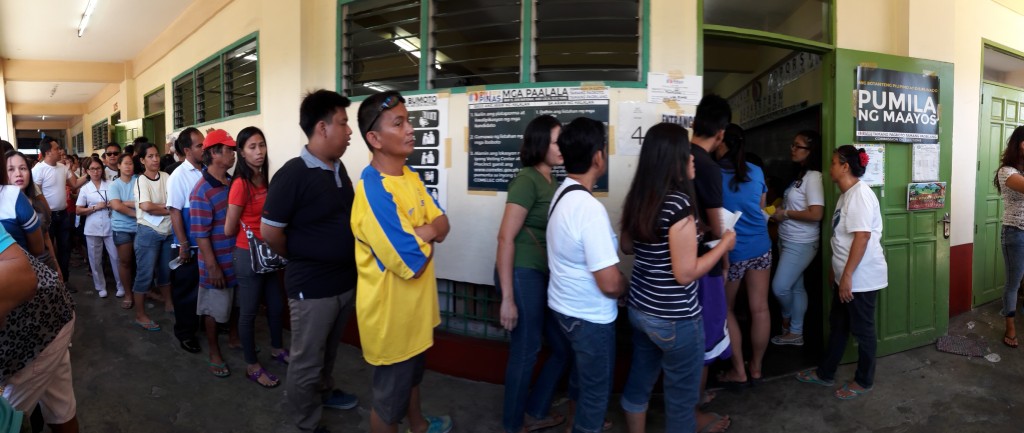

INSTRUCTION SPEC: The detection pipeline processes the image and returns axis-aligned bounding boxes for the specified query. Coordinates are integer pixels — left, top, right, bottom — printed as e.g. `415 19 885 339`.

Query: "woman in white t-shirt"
75 157 124 298
993 125 1024 348
769 131 825 346
797 145 887 400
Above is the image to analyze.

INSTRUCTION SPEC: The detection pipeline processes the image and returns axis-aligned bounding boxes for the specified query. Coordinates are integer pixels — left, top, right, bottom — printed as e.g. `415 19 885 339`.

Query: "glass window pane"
224 39 259 116
145 87 165 116
535 0 640 82
704 0 830 43
196 60 222 123
173 75 195 129
343 0 422 97
432 0 521 88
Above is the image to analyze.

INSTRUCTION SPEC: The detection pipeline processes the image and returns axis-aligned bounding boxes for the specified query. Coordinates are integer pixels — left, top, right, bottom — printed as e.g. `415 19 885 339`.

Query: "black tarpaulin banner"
855 67 939 143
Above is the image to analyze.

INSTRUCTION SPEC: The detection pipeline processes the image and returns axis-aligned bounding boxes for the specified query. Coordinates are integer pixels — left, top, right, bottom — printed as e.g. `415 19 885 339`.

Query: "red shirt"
228 177 267 249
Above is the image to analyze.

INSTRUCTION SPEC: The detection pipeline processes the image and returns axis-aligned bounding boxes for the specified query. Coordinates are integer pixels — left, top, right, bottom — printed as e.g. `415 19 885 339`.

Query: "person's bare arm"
169 208 191 262
109 199 135 217
23 229 46 257
838 231 870 303
195 237 224 288
706 207 725 238
620 231 634 255
593 265 626 298
139 201 170 216
261 223 287 258
0 245 37 326
495 204 528 331
776 205 824 222
224 204 243 238
414 215 451 244
669 217 736 285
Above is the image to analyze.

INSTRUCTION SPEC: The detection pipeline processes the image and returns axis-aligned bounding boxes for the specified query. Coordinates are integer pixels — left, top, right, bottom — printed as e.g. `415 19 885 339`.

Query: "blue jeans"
497 268 570 433
133 225 172 294
1002 226 1024 317
234 247 286 364
621 308 704 433
771 240 818 334
554 311 615 433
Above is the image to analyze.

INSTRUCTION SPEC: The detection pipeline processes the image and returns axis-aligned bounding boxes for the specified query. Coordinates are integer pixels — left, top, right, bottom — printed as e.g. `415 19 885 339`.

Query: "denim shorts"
112 230 136 246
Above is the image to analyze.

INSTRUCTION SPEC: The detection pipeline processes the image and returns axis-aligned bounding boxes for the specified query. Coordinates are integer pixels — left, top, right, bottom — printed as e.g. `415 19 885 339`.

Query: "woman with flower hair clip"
796 145 887 400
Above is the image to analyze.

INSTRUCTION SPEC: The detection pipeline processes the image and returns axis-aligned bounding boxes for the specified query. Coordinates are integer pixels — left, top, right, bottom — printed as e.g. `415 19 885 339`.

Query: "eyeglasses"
87 167 103 171
791 143 810 151
105 151 120 157
365 92 405 132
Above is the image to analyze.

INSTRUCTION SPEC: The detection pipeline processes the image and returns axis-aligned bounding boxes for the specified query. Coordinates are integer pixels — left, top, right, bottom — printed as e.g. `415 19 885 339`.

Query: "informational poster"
616 102 660 156
907 182 946 210
855 67 940 143
912 142 941 182
858 143 886 187
468 86 610 192
647 73 703 105
405 94 448 209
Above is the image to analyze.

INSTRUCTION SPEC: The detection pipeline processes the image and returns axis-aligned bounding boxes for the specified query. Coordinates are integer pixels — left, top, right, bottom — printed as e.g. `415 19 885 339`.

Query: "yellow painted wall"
0 62 12 142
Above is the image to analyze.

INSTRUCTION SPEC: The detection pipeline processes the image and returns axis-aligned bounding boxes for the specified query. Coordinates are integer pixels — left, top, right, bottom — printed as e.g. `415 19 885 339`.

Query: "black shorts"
372 353 427 424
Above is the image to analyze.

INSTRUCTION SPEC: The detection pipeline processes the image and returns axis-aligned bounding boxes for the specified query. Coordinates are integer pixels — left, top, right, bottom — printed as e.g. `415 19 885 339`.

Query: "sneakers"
98 290 108 298
407 415 453 433
322 389 358 410
771 334 804 346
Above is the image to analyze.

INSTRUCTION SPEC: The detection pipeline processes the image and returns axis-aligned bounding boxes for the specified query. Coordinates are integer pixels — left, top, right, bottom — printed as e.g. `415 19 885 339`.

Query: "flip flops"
209 362 230 378
1004 334 1019 348
796 368 834 386
133 320 160 331
121 298 134 310
524 413 564 432
834 382 872 400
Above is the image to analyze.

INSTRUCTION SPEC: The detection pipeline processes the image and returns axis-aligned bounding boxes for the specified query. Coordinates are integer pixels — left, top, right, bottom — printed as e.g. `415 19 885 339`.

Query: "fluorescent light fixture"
363 83 389 92
78 0 98 37
392 38 421 58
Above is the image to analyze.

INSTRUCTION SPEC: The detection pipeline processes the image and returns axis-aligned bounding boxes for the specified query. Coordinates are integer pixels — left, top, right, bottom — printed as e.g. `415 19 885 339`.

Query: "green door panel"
829 49 952 358
974 83 1023 306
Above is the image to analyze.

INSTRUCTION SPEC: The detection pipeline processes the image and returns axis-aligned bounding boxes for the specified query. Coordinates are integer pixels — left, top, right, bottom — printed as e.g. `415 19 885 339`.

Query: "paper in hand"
704 209 742 249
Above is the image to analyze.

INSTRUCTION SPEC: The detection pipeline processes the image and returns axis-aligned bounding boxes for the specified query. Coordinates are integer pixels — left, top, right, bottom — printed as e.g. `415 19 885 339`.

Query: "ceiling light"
78 0 99 38
41 116 47 120
392 37 421 58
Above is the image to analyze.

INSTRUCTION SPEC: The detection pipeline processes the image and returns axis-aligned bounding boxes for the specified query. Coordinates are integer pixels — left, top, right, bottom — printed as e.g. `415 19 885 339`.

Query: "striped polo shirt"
627 191 702 320
189 170 235 289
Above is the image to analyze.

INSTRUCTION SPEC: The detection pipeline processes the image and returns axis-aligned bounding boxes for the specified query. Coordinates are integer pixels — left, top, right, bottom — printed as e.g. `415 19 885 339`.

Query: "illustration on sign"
855 67 939 143
405 94 448 209
907 182 946 210
468 86 610 192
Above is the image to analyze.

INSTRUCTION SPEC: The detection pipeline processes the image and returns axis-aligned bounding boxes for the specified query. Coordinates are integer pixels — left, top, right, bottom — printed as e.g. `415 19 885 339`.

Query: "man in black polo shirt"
261 90 359 433
689 94 733 433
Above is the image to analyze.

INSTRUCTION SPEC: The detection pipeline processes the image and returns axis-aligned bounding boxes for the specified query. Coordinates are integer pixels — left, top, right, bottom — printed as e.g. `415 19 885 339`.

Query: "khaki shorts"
197 285 235 323
1 316 77 425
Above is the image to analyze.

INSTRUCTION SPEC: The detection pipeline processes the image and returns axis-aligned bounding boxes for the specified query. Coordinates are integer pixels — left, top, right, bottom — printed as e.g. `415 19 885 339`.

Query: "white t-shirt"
831 181 887 292
167 162 203 248
76 180 112 236
105 166 120 182
31 162 71 211
546 178 620 324
779 170 825 243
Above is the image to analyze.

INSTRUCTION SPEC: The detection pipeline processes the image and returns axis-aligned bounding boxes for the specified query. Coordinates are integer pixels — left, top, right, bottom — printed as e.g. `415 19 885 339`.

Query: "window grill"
173 36 259 129
224 40 258 116
196 60 222 124
343 0 423 97
91 121 108 151
432 0 522 88
173 75 195 129
534 0 641 82
438 279 507 341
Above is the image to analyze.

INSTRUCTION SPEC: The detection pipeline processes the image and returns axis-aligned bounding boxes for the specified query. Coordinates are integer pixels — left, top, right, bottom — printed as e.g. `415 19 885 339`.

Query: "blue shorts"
113 230 136 247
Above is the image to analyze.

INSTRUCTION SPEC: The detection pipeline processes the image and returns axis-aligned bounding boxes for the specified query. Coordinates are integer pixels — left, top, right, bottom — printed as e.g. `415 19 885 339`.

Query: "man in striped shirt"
189 129 237 378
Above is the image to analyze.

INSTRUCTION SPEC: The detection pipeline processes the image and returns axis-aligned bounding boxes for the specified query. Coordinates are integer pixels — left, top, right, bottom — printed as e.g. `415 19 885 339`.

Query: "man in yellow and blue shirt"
354 90 452 433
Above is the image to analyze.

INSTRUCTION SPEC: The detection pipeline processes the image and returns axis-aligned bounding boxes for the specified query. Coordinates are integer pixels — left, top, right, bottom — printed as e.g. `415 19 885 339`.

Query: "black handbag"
241 221 287 273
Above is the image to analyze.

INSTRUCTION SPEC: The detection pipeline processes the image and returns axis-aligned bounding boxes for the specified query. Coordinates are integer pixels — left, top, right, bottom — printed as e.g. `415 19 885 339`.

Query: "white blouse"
75 180 113 236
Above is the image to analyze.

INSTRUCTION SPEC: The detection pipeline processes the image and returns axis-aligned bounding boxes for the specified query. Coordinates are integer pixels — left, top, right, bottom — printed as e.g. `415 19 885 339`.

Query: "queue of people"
0 88 896 433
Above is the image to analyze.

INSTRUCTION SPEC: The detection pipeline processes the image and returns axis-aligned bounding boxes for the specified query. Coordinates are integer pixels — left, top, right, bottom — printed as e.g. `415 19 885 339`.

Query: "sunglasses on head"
366 92 405 132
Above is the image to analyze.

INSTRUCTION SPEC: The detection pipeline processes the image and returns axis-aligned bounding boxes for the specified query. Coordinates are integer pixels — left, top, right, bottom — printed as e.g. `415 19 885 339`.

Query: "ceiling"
0 0 194 62
1 0 195 130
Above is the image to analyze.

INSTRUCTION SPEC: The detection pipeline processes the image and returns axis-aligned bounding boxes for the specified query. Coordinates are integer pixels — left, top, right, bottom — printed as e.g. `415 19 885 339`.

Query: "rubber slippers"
697 412 730 433
796 368 834 387
715 371 750 389
835 383 872 400
247 368 279 388
525 413 564 432
121 298 134 310
1004 334 1019 348
209 362 230 378
133 320 160 331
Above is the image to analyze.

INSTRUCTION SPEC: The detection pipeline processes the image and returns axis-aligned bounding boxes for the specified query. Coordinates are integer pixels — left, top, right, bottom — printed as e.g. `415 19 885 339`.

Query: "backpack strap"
548 184 590 218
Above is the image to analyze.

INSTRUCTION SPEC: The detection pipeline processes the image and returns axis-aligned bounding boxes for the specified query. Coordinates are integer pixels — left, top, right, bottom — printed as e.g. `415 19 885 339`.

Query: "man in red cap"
189 129 238 378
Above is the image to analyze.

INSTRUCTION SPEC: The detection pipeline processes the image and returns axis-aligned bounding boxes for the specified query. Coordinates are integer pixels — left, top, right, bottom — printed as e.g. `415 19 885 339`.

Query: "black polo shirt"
691 143 724 277
262 148 356 300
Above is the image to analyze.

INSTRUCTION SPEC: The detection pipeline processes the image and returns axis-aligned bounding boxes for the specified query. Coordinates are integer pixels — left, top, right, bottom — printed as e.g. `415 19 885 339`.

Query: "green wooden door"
828 49 952 356
974 83 1024 306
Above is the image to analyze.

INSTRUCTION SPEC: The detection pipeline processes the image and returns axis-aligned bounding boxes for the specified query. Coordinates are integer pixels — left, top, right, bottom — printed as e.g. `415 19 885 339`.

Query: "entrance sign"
406 94 449 209
855 67 939 143
467 86 610 192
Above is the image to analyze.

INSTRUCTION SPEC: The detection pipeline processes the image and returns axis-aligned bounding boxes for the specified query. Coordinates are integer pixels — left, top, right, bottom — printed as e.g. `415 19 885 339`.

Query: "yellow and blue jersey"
352 164 445 366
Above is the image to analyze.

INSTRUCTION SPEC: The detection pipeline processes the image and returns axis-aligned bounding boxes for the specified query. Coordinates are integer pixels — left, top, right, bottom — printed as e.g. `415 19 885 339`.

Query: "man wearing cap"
262 90 360 433
190 129 237 378
167 127 205 353
354 90 452 433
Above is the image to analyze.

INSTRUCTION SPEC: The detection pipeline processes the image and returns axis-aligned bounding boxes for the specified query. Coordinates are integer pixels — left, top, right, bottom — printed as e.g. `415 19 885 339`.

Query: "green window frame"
338 0 651 97
91 120 109 150
144 86 166 117
172 33 260 129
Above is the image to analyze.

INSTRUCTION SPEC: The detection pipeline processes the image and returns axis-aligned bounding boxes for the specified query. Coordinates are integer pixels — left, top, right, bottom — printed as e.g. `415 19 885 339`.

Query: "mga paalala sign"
855 67 939 143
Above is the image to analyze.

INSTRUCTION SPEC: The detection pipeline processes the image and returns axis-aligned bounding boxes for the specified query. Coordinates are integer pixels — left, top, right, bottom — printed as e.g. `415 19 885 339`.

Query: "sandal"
525 413 564 432
209 361 230 378
272 349 290 365
715 370 750 389
697 412 730 433
796 368 834 387
246 368 279 388
121 298 134 310
834 382 872 400
1004 334 1019 348
133 320 160 331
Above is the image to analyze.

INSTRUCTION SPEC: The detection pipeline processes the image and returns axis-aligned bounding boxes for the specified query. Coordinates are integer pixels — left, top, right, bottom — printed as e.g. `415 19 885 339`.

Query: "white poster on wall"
647 73 703 105
616 102 660 156
405 94 449 210
912 142 940 182
857 143 886 187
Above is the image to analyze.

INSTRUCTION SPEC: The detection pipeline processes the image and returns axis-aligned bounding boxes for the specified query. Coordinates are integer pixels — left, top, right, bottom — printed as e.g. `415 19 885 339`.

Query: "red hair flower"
859 151 869 167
